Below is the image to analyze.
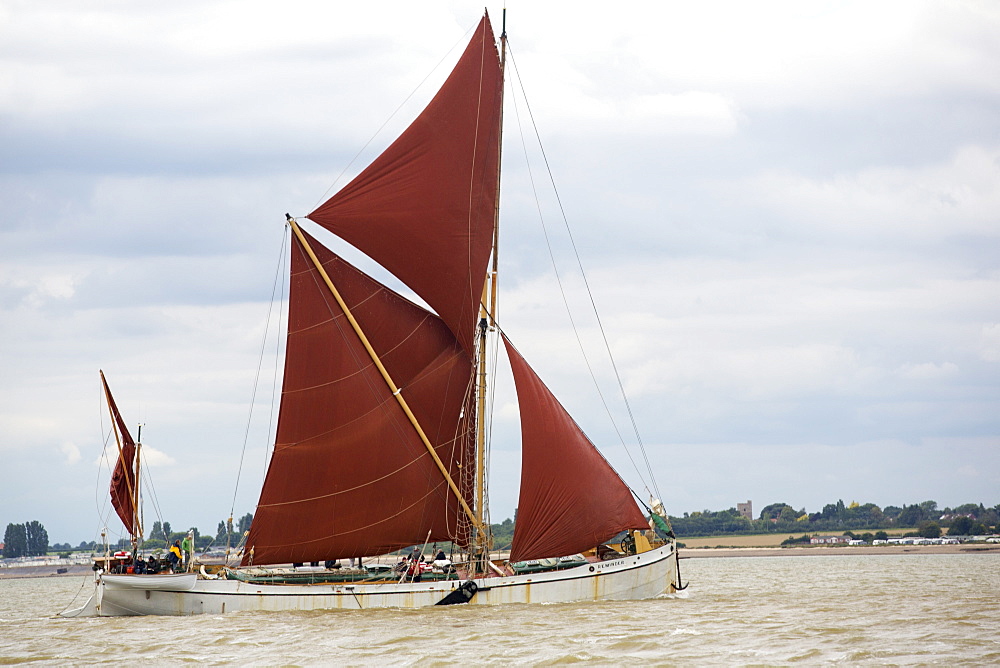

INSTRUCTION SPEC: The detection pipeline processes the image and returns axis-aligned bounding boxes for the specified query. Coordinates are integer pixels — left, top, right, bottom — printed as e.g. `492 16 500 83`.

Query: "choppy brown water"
2 553 998 665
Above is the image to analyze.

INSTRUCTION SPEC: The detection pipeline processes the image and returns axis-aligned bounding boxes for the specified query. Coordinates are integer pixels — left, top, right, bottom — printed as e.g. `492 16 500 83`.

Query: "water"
2 553 998 665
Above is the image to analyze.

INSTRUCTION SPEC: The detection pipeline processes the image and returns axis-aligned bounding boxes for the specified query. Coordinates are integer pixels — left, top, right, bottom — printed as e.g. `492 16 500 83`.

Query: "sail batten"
503 335 649 563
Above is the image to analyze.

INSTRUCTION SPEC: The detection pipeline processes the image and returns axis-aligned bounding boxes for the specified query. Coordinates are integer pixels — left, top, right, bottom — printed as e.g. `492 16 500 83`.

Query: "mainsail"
503 335 649 563
307 15 502 357
100 371 138 538
244 230 477 565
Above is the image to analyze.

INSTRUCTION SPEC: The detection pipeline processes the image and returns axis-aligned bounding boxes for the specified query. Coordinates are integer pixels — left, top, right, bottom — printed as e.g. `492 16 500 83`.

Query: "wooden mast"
134 425 143 549
475 8 507 556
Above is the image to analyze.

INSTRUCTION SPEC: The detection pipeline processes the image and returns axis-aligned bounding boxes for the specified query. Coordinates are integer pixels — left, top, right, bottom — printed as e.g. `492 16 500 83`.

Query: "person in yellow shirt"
168 540 182 571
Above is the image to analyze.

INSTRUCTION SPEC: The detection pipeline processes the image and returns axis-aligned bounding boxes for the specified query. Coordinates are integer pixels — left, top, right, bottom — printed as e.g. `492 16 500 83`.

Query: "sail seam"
284 289 380 335
275 392 465 451
297 240 419 454
262 483 448 546
257 451 447 507
281 322 450 394
465 18 487 330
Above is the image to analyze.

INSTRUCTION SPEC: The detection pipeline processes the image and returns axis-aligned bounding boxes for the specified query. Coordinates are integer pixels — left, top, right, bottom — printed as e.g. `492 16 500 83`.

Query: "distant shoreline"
0 564 95 580
3 544 998 579
682 544 1000 558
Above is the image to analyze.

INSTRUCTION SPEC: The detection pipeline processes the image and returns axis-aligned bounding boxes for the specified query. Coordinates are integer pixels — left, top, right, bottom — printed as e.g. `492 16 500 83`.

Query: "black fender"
435 580 478 605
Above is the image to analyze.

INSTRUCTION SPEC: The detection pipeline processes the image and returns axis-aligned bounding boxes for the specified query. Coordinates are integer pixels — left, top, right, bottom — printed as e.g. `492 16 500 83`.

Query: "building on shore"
737 501 753 521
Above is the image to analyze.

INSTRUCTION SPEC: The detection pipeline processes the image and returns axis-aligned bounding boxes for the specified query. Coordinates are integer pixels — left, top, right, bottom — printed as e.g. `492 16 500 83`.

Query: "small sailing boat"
63 10 681 617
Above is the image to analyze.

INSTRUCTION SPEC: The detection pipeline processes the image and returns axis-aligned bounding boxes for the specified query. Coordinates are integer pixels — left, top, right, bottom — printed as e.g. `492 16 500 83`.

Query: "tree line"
668 500 1000 538
10 501 997 558
7 513 255 557
2 521 49 558
138 513 254 552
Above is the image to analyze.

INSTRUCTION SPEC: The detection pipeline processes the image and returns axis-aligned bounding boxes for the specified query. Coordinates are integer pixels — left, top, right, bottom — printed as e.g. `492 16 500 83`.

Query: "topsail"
308 16 503 357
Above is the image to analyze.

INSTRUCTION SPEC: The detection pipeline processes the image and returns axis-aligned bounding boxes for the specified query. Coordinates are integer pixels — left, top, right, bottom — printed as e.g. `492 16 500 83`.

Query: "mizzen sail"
307 15 503 357
503 335 649 563
100 371 138 538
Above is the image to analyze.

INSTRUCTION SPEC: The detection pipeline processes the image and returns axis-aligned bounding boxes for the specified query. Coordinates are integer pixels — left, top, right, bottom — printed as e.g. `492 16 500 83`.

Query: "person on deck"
432 549 452 574
407 558 423 582
181 533 193 569
168 540 182 571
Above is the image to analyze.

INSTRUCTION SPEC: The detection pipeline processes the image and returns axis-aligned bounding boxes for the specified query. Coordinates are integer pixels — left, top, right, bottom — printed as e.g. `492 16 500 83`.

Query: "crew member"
168 540 182 571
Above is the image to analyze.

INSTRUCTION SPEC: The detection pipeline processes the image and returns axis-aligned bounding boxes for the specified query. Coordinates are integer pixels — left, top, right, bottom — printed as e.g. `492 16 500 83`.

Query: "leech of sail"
286 217 488 541
474 8 508 549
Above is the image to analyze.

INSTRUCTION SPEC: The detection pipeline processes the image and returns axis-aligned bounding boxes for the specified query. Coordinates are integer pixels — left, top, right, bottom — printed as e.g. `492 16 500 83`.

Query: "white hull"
61 544 679 617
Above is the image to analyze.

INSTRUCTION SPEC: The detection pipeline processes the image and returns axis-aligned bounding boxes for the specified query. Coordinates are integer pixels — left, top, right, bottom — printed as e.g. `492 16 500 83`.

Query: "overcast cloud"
1 0 998 545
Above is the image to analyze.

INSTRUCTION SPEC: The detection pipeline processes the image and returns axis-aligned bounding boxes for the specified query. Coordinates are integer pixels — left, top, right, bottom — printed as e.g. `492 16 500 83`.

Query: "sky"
1 0 998 546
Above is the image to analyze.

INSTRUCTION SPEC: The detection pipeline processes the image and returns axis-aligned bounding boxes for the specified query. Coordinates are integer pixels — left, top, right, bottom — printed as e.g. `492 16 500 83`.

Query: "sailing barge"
64 11 681 617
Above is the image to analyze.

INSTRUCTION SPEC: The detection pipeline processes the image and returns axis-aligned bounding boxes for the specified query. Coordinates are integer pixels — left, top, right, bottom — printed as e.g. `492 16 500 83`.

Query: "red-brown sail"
503 335 649 563
100 371 137 537
244 229 476 565
307 15 502 357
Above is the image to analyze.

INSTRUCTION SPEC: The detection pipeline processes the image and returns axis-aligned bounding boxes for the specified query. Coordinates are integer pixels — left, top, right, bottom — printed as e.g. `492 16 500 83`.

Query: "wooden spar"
99 370 138 541
286 217 489 542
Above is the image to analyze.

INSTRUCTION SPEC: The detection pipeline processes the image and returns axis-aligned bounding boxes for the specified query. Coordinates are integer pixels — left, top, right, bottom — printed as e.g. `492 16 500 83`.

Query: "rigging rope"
141 450 167 547
483 326 501 532
94 401 115 545
229 225 290 523
506 42 662 503
308 20 480 213
263 227 288 486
